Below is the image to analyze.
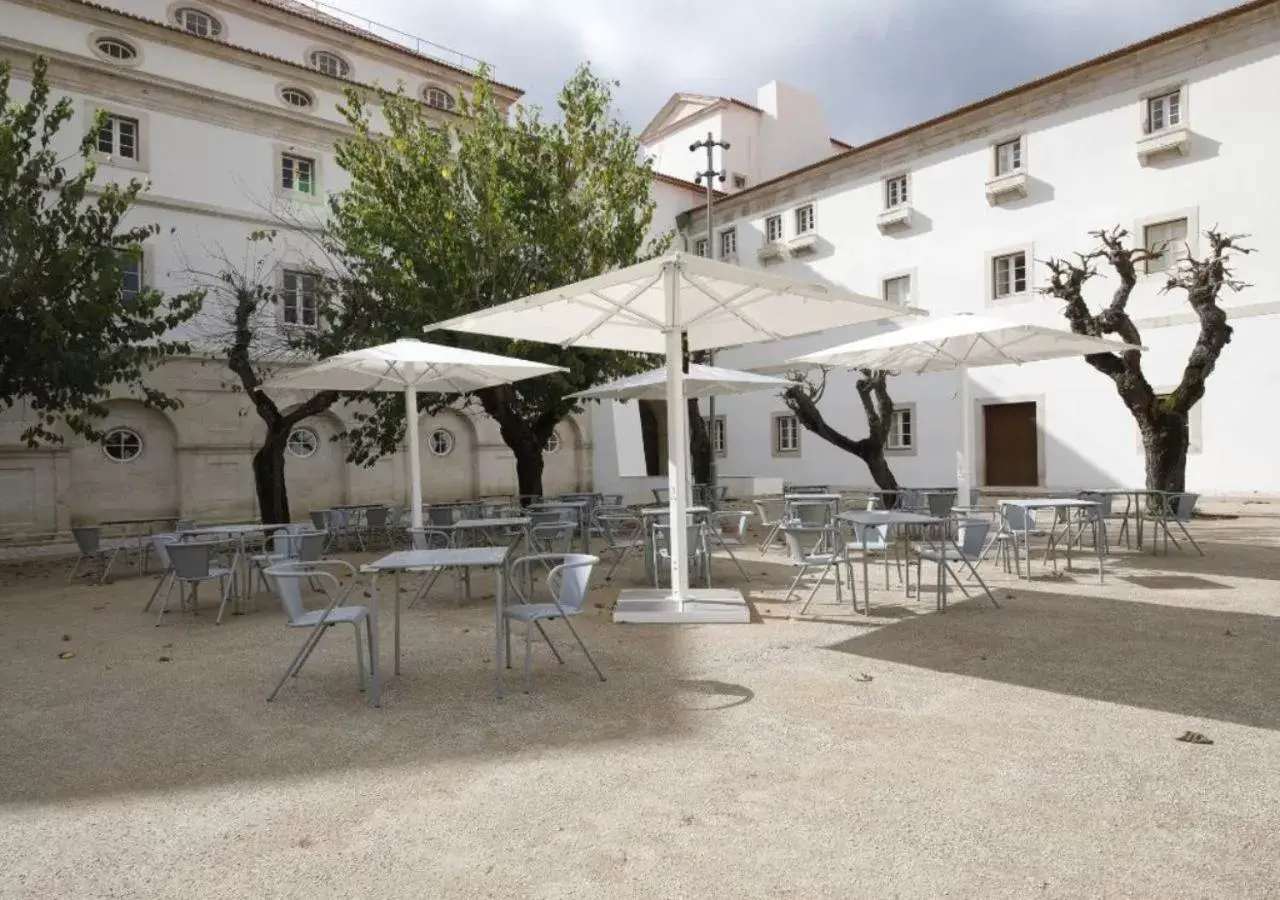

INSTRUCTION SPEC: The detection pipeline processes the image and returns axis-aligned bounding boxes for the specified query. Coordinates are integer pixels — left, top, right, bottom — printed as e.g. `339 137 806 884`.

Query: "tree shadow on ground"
825 589 1280 731
1113 539 1280 582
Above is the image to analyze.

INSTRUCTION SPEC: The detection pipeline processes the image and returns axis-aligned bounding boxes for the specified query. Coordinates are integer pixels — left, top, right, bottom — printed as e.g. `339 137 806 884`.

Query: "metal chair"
530 521 576 555
502 553 605 693
360 507 393 549
67 526 123 584
156 541 236 626
652 522 710 589
843 521 900 592
251 529 325 595
263 560 373 702
778 526 847 614
141 533 180 612
753 498 786 553
708 509 752 581
596 512 645 580
911 519 995 611
1153 492 1203 555
404 527 454 608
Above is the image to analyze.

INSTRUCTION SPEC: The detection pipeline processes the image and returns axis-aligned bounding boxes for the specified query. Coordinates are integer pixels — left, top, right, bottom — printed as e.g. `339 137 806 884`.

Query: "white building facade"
0 0 593 535
593 0 1280 502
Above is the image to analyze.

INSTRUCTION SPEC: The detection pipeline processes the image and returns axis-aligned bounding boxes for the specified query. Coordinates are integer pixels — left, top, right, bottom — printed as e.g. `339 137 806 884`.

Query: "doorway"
982 401 1039 486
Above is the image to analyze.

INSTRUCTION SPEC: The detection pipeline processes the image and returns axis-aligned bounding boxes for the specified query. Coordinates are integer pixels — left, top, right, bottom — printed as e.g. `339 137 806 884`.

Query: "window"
120 252 143 304
773 414 799 456
279 87 313 109
1145 90 1181 134
102 427 143 462
732 173 748 189
887 407 914 451
94 37 138 62
719 227 737 259
423 86 455 111
882 274 911 306
544 431 561 454
174 7 222 37
707 416 726 456
765 215 783 243
280 270 318 328
280 153 316 196
994 138 1022 176
308 49 350 78
693 238 708 258
286 426 319 458
885 174 909 208
1143 218 1189 274
991 251 1028 299
97 114 139 160
428 428 455 457
794 204 815 235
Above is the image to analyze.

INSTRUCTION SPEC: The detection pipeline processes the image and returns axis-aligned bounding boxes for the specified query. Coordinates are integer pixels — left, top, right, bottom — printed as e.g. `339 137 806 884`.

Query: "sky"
358 0 1241 147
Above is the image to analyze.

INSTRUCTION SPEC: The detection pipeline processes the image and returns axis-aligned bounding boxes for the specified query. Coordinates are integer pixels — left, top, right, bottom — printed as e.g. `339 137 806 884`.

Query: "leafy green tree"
326 65 664 497
0 57 202 445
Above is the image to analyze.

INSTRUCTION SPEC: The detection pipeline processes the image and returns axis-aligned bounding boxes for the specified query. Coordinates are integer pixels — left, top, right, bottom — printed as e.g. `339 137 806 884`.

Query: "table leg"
1136 491 1145 551
1064 513 1074 571
579 511 588 554
495 562 507 699
1096 517 1105 584
369 574 382 707
862 543 871 617
394 569 402 676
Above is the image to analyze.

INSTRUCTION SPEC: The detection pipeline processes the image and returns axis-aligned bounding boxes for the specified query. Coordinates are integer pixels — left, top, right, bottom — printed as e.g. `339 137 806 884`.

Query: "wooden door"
983 402 1038 486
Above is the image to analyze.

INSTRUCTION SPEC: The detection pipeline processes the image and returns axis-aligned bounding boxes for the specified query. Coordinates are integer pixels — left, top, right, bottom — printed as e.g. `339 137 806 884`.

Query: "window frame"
428 427 455 457
771 412 800 457
286 426 320 459
277 85 316 111
731 173 748 190
884 173 910 209
993 137 1023 177
705 415 727 457
985 244 1035 307
423 85 456 111
89 33 142 66
119 249 144 305
718 226 737 260
1135 208 1199 276
97 113 140 162
86 104 149 173
277 147 320 200
884 403 917 456
1143 86 1185 135
279 268 320 329
765 214 784 244
171 4 224 38
881 271 914 307
101 427 144 463
544 430 562 454
794 203 816 236
306 48 352 79
693 238 709 258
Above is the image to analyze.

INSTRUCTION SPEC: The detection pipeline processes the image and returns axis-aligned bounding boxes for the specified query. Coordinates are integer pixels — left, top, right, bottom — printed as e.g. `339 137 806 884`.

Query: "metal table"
101 516 180 575
1001 498 1105 582
178 523 289 606
363 546 511 705
1085 488 1167 552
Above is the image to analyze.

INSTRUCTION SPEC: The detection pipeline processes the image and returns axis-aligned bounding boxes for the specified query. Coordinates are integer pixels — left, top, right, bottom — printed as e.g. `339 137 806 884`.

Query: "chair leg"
154 576 177 626
268 625 325 701
99 548 121 585
534 621 564 664
786 566 808 604
143 571 171 612
353 622 366 691
523 621 533 694
67 554 85 582
562 616 605 682
1175 520 1204 556
215 576 234 625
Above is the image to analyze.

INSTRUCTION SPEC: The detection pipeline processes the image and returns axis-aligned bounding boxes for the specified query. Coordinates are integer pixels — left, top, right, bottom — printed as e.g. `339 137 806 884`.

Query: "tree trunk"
687 398 711 486
1141 412 1190 496
252 431 291 524
864 453 901 503
513 443 546 501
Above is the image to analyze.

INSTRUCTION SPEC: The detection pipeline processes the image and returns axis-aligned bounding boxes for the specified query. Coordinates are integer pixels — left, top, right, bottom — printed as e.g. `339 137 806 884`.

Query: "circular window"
544 432 562 454
286 426 319 458
102 427 143 462
280 87 314 109
423 86 456 111
428 428 454 457
308 49 350 78
174 7 222 37
94 37 138 62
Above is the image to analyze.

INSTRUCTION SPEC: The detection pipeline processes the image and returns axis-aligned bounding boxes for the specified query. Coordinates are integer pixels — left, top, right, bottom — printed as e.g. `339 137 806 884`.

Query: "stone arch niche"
542 416 587 495
69 399 179 524
418 408 478 502
281 409 347 520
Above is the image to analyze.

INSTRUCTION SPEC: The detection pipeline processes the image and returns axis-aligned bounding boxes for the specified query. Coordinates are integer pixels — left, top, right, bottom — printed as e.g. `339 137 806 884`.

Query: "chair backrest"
71 525 100 554
533 522 576 552
150 533 179 569
848 523 888 548
603 493 623 507
792 502 831 528
598 514 638 546
309 510 329 530
409 527 451 551
721 510 750 540
1077 491 1114 517
364 507 389 529
652 487 670 504
1001 503 1036 531
425 506 455 527
176 518 195 532
787 484 828 495
752 499 777 527
530 509 566 527
898 489 923 511
1170 492 1199 522
654 523 704 558
926 492 958 517
778 526 827 564
294 531 327 562
547 554 598 615
954 519 990 558
166 542 213 580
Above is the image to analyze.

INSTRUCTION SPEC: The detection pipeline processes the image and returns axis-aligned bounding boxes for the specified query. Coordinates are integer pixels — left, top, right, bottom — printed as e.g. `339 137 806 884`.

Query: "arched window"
280 87 314 110
102 427 144 462
423 86 456 111
286 427 319 458
94 37 139 62
544 432 561 454
428 428 455 457
174 7 223 37
308 49 350 78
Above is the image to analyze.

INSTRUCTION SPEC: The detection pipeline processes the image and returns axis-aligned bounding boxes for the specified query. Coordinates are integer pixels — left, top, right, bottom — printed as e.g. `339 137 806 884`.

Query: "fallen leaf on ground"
854 673 874 683
58 651 75 659
1176 731 1213 745
1224 629 1237 637
61 634 71 641
158 656 172 663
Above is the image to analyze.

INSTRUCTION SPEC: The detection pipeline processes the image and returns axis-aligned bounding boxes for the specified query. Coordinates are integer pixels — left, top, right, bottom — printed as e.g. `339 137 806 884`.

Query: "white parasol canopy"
265 338 564 529
429 252 921 618
788 313 1144 503
566 363 790 402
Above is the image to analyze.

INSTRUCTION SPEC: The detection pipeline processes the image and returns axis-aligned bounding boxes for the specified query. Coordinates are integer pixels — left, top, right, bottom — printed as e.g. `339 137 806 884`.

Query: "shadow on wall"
828 588 1280 732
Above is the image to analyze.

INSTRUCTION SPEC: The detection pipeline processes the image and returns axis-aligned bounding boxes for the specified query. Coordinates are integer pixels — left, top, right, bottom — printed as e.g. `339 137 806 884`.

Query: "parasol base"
613 588 751 624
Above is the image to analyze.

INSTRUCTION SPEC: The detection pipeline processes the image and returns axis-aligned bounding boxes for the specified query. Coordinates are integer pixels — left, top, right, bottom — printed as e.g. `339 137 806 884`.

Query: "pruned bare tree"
1042 225 1252 496
184 231 346 524
781 366 901 501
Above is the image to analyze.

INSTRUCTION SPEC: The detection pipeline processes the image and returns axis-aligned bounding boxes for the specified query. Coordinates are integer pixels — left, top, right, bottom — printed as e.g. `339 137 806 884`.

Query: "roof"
830 138 854 150
682 0 1275 220
65 0 520 105
640 92 763 143
651 171 726 197
246 0 522 94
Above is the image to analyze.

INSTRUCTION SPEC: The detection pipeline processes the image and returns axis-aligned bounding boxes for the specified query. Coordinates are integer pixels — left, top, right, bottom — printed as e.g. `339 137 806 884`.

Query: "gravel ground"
2 516 1279 898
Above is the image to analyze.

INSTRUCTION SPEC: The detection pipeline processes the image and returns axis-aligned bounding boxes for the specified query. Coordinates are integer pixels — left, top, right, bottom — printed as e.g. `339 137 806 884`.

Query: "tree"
0 57 202 445
186 233 344 524
325 65 664 498
780 367 901 500
1042 226 1251 495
